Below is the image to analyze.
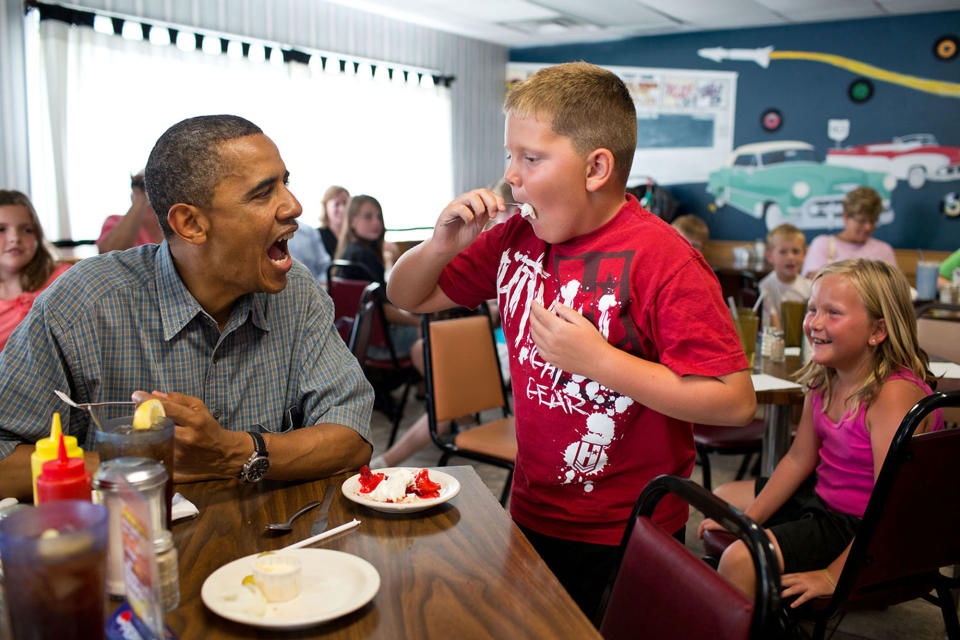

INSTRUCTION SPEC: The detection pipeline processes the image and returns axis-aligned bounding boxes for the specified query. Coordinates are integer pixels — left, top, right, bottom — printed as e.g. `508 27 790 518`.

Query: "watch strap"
249 431 268 457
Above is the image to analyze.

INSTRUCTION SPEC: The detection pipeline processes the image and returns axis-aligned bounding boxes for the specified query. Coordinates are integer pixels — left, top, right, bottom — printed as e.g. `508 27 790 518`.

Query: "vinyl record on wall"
848 78 874 103
760 108 783 132
934 35 958 61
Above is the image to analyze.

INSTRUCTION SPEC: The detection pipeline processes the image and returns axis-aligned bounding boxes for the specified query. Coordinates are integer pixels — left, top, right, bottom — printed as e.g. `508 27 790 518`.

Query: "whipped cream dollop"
367 468 415 502
519 203 537 220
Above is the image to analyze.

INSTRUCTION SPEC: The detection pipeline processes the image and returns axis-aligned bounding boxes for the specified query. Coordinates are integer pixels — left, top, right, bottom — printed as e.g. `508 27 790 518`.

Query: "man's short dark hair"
144 115 262 236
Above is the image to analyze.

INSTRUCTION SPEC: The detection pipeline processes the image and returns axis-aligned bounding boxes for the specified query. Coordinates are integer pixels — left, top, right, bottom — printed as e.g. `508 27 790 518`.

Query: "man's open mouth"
268 231 295 264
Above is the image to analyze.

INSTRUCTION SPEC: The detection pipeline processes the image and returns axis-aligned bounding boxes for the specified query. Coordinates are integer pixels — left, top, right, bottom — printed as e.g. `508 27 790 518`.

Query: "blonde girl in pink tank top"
699 259 942 607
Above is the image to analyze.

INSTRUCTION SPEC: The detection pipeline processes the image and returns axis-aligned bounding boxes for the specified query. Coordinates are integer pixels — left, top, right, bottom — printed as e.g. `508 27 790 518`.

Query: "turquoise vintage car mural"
706 141 897 230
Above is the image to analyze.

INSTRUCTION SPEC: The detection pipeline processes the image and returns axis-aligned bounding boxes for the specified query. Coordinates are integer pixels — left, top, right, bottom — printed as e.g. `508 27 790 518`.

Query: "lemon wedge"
242 574 256 587
132 399 165 430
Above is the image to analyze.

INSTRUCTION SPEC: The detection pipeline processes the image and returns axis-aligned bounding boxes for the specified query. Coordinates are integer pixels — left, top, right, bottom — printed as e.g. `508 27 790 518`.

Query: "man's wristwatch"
239 431 270 483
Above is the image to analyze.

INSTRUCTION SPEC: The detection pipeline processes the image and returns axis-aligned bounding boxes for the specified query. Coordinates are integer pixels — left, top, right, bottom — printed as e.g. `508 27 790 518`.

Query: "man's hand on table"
132 390 248 482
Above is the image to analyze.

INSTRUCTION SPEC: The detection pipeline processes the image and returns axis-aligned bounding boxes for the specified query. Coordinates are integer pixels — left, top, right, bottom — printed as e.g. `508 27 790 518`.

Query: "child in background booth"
0 190 71 350
386 62 756 621
700 259 943 606
760 224 812 329
671 214 710 254
802 187 896 278
335 195 420 359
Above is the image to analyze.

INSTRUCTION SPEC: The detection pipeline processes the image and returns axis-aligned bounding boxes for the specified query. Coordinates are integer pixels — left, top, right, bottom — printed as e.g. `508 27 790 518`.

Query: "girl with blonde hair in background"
700 258 943 606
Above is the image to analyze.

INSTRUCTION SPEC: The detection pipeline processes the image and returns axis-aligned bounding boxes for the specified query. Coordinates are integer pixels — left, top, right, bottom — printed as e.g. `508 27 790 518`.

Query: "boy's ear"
584 148 615 193
166 203 209 245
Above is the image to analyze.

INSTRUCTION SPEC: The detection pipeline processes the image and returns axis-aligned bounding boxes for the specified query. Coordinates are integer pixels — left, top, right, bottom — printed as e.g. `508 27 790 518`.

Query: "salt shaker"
769 330 785 363
154 529 180 612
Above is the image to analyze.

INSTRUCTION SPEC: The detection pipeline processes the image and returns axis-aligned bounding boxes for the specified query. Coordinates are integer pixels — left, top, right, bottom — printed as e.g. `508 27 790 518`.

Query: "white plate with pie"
341 467 461 513
202 548 379 629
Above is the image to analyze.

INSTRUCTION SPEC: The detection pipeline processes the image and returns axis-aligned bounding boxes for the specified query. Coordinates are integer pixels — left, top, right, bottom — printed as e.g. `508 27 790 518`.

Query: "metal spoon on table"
264 498 325 532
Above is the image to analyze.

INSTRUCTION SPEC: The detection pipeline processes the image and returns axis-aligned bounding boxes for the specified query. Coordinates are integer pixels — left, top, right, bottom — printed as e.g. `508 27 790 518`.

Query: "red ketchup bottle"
36 433 92 503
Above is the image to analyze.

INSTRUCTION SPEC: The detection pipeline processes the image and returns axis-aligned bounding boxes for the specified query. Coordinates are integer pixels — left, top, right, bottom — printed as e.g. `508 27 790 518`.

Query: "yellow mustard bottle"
30 412 82 505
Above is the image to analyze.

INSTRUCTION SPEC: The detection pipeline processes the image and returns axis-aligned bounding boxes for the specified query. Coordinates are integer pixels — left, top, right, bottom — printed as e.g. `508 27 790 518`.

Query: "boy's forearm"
386 239 457 313
589 345 757 425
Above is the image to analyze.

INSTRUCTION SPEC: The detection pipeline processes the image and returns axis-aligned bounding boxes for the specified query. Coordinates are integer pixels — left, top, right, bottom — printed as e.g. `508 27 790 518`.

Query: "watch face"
243 457 270 482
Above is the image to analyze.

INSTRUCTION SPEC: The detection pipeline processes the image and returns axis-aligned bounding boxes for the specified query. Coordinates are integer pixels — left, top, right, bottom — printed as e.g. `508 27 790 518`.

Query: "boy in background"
387 62 756 621
760 224 811 328
671 214 710 253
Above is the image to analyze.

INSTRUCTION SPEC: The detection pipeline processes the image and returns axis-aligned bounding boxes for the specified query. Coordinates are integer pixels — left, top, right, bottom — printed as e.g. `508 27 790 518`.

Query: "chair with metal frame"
327 260 417 446
694 418 765 491
794 390 960 639
421 304 516 505
703 390 960 639
346 282 381 361
599 474 782 639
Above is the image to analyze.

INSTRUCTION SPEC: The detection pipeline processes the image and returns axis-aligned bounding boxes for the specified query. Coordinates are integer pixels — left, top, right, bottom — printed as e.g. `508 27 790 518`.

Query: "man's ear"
584 148 615 193
166 203 208 245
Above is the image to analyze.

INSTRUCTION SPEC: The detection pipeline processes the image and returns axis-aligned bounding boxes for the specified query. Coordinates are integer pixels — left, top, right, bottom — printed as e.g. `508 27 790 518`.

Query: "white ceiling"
325 0 960 48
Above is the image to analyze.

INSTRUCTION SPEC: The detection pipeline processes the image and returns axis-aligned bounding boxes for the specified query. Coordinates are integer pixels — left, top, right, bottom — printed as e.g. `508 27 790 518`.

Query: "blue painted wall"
510 11 960 250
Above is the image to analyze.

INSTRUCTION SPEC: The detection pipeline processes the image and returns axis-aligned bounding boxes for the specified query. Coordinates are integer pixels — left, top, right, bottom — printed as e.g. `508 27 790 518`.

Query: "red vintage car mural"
826 134 960 189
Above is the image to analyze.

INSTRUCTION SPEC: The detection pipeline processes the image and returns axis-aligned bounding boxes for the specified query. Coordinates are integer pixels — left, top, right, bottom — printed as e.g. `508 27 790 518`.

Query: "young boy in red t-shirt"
387 62 757 621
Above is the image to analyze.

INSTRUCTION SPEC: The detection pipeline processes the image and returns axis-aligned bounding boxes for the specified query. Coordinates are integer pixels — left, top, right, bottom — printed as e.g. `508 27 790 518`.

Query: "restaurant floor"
368 395 953 640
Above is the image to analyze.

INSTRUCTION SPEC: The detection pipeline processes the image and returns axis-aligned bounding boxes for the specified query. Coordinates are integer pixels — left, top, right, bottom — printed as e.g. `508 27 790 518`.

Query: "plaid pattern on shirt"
0 243 373 458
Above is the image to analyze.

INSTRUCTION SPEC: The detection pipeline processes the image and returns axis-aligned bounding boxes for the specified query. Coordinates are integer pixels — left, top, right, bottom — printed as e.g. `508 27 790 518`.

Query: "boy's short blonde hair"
766 223 805 248
504 62 637 185
843 186 883 222
670 215 709 248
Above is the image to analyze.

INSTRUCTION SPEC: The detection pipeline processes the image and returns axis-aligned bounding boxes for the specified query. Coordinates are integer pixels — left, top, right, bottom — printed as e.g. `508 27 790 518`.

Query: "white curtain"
26 13 453 242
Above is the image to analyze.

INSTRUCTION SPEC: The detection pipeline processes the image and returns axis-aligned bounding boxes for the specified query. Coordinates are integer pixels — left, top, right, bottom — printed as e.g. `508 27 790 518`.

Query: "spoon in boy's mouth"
440 202 537 226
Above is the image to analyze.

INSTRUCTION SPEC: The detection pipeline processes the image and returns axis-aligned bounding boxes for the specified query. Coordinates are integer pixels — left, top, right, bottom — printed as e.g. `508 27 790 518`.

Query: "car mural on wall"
825 134 960 189
706 141 897 230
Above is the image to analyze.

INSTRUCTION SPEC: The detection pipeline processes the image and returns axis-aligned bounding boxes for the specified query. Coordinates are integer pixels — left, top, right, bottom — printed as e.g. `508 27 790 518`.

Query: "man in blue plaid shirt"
0 115 373 498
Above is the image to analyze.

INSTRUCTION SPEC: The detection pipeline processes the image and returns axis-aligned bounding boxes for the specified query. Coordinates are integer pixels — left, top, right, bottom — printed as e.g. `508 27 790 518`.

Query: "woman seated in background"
335 194 421 359
802 186 896 278
319 185 350 258
0 190 71 350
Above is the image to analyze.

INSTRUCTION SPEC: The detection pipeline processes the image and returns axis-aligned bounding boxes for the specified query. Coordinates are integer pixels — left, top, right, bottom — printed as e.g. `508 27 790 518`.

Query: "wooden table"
753 353 805 476
166 466 601 639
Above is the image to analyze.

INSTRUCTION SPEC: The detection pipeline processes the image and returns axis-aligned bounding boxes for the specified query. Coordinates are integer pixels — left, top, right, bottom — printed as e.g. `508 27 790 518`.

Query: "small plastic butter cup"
253 554 302 602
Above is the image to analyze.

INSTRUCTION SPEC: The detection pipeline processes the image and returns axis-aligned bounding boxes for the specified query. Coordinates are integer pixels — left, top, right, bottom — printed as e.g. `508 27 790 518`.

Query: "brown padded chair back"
428 315 508 422
601 518 754 640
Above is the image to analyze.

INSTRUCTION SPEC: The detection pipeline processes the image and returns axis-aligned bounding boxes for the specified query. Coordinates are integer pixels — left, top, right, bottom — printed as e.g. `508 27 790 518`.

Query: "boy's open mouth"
268 231 294 264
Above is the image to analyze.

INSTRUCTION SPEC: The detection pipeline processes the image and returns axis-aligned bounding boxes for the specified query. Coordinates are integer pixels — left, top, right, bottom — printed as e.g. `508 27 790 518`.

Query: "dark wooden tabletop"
166 466 601 639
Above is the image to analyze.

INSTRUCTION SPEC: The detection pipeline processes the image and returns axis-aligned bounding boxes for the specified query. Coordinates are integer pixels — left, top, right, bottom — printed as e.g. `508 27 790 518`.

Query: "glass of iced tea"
0 500 109 640
96 416 174 529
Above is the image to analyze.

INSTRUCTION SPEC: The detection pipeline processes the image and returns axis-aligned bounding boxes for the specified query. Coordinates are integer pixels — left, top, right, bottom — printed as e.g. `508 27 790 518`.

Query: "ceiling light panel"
441 0 560 22
638 0 782 24
534 0 675 28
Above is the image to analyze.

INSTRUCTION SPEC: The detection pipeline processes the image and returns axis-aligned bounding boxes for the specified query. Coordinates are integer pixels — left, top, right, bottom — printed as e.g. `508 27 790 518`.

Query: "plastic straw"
281 518 361 550
727 296 739 319
751 290 765 314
